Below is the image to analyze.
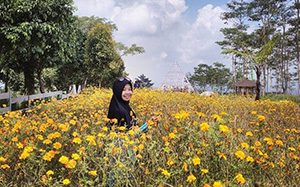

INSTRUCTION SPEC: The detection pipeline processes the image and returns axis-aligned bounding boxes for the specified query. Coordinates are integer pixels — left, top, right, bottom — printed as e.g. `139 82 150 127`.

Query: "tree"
188 63 231 92
225 35 279 100
217 0 251 81
135 74 154 88
84 23 124 87
0 0 76 94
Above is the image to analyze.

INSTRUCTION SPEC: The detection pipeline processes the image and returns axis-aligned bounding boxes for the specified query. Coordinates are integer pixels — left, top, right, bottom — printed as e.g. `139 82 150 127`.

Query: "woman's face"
121 84 133 101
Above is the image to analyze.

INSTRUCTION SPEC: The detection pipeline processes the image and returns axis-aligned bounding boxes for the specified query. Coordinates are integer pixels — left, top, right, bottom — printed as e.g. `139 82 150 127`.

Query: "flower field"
0 88 299 186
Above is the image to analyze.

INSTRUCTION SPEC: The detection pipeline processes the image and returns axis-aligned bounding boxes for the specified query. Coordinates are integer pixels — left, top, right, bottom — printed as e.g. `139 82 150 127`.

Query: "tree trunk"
262 65 266 96
4 71 9 92
255 66 261 101
37 69 45 93
296 0 300 94
4 80 8 92
23 62 35 95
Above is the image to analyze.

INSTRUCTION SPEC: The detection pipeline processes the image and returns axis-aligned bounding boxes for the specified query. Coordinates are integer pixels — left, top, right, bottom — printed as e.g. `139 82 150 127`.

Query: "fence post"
28 94 30 108
8 90 11 112
77 85 81 94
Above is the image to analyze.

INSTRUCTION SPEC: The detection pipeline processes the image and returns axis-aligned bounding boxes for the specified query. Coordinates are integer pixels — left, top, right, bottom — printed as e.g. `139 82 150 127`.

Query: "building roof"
234 79 256 87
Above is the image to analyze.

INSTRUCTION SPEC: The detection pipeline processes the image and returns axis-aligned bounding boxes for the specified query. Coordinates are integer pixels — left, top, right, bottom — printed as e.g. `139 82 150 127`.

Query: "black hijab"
107 78 136 128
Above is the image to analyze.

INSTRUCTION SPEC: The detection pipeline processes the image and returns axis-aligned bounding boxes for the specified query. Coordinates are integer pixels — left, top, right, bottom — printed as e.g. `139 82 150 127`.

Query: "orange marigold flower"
59 156 69 164
235 150 246 160
219 125 229 134
88 170 97 176
200 122 209 132
192 156 201 166
53 142 62 150
235 173 246 184
62 179 70 185
187 174 196 183
213 181 223 187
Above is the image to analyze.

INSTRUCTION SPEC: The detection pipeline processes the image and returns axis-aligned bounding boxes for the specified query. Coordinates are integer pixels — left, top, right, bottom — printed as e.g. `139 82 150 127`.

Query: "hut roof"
234 79 256 87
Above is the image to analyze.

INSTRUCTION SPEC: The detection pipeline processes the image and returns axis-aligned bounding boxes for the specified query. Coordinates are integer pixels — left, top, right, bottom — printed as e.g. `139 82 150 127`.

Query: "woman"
107 77 138 129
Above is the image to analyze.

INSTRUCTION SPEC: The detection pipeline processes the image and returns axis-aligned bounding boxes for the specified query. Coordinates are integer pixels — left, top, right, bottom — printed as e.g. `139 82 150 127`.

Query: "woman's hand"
151 115 159 125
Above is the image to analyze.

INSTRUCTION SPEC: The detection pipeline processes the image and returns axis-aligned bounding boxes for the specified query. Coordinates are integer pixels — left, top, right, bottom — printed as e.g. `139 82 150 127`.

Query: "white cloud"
74 0 119 18
74 0 230 86
112 3 158 35
178 4 229 68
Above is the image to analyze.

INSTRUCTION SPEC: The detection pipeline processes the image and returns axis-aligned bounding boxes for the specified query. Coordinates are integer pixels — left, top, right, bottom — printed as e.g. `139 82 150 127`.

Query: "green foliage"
135 74 154 88
188 62 232 92
0 0 76 94
262 94 300 105
84 23 124 87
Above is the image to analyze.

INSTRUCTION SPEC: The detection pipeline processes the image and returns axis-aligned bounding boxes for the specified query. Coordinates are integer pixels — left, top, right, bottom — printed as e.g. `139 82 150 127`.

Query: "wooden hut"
233 79 256 95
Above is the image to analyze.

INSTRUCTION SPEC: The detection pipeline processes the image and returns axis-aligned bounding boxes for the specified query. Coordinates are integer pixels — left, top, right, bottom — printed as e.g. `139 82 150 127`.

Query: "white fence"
0 84 81 114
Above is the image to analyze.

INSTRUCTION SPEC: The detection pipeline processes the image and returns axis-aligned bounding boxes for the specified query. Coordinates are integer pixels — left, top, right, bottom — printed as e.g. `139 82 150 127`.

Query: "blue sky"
74 0 231 87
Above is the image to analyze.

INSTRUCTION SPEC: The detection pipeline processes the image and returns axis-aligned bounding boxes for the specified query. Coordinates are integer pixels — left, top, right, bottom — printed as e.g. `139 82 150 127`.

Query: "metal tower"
160 62 194 92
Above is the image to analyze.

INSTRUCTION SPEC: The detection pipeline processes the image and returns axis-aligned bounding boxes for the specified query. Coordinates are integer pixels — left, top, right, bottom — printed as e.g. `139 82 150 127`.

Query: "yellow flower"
65 159 77 169
237 128 243 133
102 126 109 132
43 139 52 145
254 141 262 147
235 173 246 184
53 142 62 150
19 151 30 160
89 170 97 176
192 156 201 166
257 115 266 122
59 123 69 132
128 130 135 136
263 137 273 145
17 142 24 149
0 157 7 162
46 170 54 176
73 137 82 144
235 150 246 160
246 131 253 137
219 125 229 134
1 164 10 169
203 184 211 187
138 144 144 151
246 156 254 163
62 179 71 185
37 135 44 140
201 168 209 175
288 147 296 152
197 112 205 118
168 132 176 139
213 181 223 187
59 156 69 164
241 142 249 149
187 174 196 183
12 137 18 142
43 150 57 161
69 119 76 125
97 133 105 138
216 151 227 160
174 111 190 120
71 153 80 160
275 140 283 146
161 169 171 177
211 114 221 121
183 162 188 172
167 158 174 166
251 111 257 115
200 122 210 131
72 132 79 137
47 119 54 124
